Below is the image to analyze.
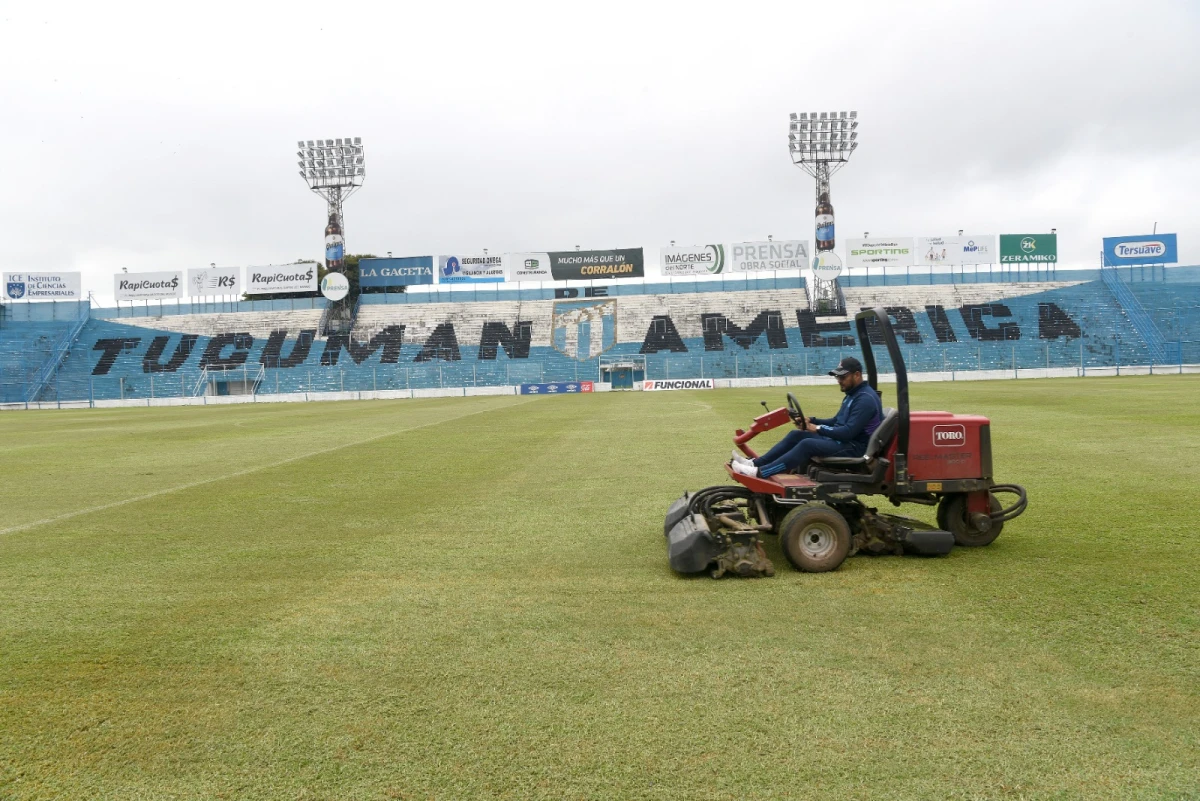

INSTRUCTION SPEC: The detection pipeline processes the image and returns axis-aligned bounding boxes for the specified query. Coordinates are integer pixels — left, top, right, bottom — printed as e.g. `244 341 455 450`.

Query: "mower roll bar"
855 309 910 476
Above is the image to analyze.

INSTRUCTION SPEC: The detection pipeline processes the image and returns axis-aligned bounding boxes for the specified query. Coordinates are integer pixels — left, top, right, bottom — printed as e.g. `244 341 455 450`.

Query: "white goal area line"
0 397 535 538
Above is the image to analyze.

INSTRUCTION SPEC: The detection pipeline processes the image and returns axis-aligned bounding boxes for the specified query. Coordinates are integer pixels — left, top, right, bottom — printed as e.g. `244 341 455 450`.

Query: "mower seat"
810 407 899 473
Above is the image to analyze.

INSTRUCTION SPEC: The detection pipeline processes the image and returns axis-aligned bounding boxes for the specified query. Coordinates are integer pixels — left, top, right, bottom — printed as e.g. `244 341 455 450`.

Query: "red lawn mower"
664 309 1028 578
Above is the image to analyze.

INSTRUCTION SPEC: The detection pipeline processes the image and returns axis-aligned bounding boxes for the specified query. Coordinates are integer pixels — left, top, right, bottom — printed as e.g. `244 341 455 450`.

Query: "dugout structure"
600 355 645 389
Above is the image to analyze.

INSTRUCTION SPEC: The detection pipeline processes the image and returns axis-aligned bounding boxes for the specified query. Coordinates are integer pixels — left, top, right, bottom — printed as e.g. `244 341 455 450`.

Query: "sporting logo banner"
846 238 916 270
660 245 726 276
1000 234 1057 263
1102 234 1178 266
3 272 81 300
245 264 318 294
187 266 240 297
438 254 505 284
548 249 644 280
916 236 964 267
642 379 714 391
519 381 595 395
115 270 183 300
729 240 809 272
358 257 434 287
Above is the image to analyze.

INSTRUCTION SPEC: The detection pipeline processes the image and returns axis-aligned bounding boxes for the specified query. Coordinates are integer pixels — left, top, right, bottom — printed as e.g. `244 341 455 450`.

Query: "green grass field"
1 377 1197 800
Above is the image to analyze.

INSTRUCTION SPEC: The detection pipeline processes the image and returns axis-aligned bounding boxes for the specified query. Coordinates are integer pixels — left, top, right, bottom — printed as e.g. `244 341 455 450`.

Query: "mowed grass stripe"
1 379 1197 799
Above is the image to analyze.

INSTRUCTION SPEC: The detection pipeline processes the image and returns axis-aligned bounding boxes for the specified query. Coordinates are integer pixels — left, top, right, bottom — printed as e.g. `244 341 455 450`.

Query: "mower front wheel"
939 493 1004 547
779 503 851 573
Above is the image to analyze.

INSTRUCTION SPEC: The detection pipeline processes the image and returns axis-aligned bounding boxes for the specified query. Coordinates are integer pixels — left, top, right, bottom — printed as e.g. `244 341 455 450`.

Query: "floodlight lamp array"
297 137 366 186
787 111 858 163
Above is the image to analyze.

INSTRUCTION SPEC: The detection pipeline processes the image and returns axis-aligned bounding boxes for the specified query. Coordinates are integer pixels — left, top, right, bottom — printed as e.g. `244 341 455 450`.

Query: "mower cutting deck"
664 309 1028 577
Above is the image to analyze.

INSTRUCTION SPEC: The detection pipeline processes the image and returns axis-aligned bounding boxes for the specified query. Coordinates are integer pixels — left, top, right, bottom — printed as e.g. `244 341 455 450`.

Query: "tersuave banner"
729 240 809 272
547 249 644 280
358 257 434 287
846 238 915 270
660 245 726 276
3 272 81 300
1102 234 1178 267
438 255 505 284
187 266 240 297
916 236 963 266
1000 234 1057 263
245 264 318 295
115 271 183 300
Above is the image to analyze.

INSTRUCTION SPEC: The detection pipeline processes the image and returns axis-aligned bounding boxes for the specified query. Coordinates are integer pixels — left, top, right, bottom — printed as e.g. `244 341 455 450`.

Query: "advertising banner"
505 252 552 282
115 270 183 300
1102 234 1178 266
438 254 505 284
3 272 81 300
548 249 644 281
811 252 843 281
1000 234 1057 263
660 245 726 276
519 381 595 395
187 266 240 297
358 257 434 287
959 234 997 263
729 240 809 272
916 236 964 267
642 379 715 391
245 264 318 295
846 238 916 270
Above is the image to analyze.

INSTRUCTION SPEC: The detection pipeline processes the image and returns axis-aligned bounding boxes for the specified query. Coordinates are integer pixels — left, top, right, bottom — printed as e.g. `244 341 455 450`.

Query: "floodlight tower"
296 137 365 333
788 111 858 314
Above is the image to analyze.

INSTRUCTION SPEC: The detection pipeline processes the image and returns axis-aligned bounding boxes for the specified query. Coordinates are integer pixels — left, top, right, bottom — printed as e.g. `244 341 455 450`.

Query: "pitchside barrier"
5 365 1199 411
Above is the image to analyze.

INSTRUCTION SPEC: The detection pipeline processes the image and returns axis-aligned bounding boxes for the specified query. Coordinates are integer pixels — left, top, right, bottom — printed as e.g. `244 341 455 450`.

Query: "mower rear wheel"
939 493 1004 547
779 503 851 573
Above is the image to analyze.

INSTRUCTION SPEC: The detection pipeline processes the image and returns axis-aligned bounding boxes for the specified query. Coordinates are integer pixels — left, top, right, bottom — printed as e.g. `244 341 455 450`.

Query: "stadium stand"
4 275 1197 405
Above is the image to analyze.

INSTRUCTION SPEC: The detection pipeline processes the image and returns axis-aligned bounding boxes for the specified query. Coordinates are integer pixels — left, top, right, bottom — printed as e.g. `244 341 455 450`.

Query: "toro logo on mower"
933 424 967 447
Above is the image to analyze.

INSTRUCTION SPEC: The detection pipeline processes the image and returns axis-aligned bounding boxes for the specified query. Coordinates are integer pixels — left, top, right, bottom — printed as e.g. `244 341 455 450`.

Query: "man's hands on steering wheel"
786 393 805 427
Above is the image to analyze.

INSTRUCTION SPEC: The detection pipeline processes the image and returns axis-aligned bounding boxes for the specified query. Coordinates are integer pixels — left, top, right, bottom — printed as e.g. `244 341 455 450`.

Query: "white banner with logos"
959 234 997 263
846 238 915 270
187 266 241 297
642 379 715 391
3 272 82 300
660 245 726 276
245 264 318 295
115 270 183 300
504 252 552 281
916 236 963 267
728 240 809 272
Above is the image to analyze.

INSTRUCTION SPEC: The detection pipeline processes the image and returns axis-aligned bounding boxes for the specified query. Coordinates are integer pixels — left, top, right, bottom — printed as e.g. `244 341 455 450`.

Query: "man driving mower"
731 356 883 479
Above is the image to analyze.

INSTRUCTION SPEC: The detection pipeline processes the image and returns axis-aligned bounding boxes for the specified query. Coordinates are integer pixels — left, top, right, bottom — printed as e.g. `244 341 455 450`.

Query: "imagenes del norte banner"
3 272 81 300
1102 234 1178 267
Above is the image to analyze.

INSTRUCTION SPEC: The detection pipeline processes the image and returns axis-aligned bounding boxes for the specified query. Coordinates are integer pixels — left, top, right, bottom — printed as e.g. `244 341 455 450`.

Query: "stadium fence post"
735 354 739 379
700 356 704 379
1012 344 1016 378
150 375 154 400
340 370 344 392
1080 340 1084 377
374 368 377 391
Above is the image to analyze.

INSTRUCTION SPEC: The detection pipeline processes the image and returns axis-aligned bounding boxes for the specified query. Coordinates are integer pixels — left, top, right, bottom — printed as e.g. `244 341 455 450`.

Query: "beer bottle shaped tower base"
815 192 835 252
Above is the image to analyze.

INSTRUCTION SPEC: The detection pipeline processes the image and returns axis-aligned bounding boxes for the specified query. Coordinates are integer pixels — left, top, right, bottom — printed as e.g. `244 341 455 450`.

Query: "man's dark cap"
828 356 864 377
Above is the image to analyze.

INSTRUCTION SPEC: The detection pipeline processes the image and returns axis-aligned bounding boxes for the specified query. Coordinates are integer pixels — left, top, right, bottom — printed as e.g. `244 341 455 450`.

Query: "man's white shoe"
731 449 753 466
731 460 758 478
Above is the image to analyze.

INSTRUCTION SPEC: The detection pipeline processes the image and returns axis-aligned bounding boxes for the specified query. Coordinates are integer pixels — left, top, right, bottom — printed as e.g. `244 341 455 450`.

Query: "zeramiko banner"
548 249 644 280
1000 234 1057 263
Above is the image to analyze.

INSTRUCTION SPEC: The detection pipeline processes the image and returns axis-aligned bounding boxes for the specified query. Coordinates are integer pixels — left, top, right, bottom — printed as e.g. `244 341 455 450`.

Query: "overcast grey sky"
3 0 1198 303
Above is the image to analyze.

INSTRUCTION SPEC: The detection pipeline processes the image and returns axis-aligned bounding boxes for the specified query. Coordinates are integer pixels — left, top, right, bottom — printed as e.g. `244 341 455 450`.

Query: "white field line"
0 397 535 537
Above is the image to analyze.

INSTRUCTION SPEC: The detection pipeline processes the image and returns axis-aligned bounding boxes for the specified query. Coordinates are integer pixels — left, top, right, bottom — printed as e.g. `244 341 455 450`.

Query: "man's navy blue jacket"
811 381 883 455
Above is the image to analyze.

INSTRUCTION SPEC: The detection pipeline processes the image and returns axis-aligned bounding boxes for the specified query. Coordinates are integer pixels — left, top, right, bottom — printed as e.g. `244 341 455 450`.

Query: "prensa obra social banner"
729 240 809 272
438 254 505 284
547 249 644 281
3 272 81 300
846 238 916 270
660 245 726 276
1102 234 1178 266
358 257 434 287
244 265 318 295
114 270 183 300
187 266 240 297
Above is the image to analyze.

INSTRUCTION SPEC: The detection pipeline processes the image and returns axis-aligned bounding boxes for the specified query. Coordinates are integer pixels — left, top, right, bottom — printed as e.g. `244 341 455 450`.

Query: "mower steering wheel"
786 392 806 428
